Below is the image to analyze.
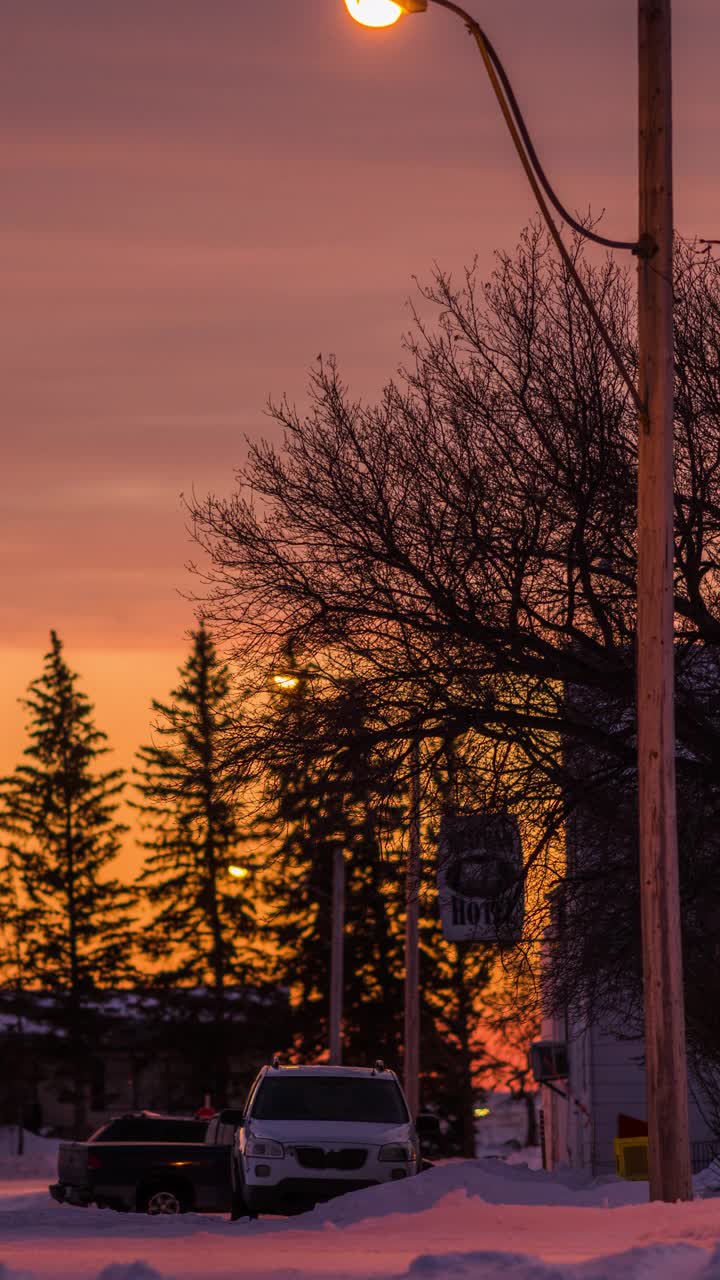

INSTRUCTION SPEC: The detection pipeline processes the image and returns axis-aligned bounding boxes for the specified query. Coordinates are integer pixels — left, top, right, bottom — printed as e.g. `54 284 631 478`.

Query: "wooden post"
329 845 345 1065
404 736 421 1119
637 0 691 1202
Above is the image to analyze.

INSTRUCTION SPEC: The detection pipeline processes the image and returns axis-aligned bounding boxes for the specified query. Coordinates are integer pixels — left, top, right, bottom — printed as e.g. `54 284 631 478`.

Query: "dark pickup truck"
50 1111 241 1215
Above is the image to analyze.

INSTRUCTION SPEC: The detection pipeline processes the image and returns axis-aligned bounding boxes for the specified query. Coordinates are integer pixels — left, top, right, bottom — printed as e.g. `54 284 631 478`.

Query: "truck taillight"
87 1154 102 1171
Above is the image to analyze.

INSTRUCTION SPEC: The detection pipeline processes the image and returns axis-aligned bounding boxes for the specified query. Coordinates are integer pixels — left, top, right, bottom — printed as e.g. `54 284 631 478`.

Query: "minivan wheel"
144 1188 184 1215
230 1161 258 1221
230 1179 245 1222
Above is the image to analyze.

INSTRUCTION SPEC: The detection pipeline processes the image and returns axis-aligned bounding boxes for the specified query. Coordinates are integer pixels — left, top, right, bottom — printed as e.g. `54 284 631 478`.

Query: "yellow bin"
614 1136 649 1180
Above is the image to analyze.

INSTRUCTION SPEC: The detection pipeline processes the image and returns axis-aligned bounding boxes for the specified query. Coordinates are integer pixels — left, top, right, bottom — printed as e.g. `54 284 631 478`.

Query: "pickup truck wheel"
140 1187 186 1215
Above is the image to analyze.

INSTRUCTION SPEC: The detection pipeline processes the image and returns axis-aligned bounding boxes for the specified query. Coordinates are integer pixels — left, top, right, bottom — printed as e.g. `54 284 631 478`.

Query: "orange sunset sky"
3 0 719 877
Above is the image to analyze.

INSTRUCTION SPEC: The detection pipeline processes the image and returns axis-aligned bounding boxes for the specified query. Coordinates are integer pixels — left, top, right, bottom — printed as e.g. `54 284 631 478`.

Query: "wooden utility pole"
637 0 691 1202
329 845 345 1065
404 736 421 1119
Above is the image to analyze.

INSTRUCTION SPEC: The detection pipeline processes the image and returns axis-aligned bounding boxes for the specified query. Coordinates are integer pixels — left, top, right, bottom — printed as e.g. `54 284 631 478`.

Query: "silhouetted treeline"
1 631 496 1148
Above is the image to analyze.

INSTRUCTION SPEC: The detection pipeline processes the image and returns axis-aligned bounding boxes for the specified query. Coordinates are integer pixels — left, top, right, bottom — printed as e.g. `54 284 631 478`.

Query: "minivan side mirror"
218 1109 245 1129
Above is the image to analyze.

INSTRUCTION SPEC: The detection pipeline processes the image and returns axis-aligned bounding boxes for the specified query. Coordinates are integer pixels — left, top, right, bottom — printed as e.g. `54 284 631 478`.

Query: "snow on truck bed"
1 1151 720 1280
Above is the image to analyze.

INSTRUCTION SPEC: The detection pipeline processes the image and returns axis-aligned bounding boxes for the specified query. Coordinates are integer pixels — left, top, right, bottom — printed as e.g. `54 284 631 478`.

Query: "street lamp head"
343 0 427 29
228 865 249 880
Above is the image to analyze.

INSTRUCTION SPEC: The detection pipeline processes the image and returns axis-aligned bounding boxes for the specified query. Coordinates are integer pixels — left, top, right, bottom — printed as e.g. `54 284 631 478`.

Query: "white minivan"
231 1061 421 1217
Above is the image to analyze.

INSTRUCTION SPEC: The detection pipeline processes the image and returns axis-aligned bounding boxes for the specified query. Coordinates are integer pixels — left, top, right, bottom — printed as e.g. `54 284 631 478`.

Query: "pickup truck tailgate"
58 1143 89 1185
53 1140 233 1213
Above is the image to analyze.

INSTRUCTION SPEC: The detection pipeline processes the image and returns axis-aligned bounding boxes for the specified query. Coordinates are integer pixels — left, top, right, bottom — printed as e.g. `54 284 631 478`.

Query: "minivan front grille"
294 1146 367 1171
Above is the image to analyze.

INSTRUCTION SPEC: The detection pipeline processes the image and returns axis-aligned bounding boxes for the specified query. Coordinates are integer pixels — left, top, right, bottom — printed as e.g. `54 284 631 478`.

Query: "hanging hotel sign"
437 812 524 945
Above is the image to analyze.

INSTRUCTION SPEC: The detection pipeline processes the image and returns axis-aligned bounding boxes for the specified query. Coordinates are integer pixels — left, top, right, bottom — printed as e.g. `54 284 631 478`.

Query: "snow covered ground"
0 1128 59 1181
2 1138 720 1280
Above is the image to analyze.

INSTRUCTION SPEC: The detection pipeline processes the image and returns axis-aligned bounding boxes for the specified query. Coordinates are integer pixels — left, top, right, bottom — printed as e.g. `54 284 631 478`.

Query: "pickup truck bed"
51 1138 232 1214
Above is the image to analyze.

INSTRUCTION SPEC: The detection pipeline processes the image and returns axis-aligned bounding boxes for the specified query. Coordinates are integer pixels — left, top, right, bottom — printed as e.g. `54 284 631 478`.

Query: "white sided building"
537 1012 719 1177
536 673 720 1178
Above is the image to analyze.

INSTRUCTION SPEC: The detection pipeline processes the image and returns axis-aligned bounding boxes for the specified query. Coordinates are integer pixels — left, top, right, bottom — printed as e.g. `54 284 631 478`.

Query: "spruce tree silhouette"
254 675 406 1067
134 626 256 1106
1 632 132 1137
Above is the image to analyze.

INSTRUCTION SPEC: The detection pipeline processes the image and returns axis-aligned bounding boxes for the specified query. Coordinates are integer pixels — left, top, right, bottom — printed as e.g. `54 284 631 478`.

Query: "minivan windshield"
252 1076 409 1124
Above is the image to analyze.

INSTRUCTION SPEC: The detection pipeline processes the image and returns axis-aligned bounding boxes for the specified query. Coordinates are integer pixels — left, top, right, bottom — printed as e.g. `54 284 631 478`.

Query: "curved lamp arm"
391 0 645 412
431 0 638 255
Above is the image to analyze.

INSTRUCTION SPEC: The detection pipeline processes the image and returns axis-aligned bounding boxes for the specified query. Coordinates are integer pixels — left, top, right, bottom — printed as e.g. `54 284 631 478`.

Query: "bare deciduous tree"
189 228 720 1080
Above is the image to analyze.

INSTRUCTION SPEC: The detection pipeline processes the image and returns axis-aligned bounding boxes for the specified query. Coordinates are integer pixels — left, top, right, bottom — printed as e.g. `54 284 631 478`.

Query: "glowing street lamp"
344 0 427 23
343 0 404 28
228 865 249 880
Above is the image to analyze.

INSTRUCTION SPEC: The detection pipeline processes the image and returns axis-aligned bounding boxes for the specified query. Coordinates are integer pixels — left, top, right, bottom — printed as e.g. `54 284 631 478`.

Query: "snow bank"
300 1155 649 1228
1 1155 719 1280
503 1146 543 1171
2 1243 720 1280
401 1243 720 1278
96 1268 166 1280
0 1130 59 1181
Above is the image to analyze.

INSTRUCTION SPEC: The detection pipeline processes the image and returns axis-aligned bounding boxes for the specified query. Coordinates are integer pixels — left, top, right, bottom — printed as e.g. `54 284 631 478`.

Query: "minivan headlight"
245 1138 285 1159
379 1143 416 1162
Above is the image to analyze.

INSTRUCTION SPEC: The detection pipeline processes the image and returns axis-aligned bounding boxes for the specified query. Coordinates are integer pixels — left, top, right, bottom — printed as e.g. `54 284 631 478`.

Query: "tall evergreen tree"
0 632 132 1137
133 626 255 1105
420 735 512 1155
419 916 492 1156
253 673 497 1141
0 844 30 987
255 677 406 1067
0 842 35 1150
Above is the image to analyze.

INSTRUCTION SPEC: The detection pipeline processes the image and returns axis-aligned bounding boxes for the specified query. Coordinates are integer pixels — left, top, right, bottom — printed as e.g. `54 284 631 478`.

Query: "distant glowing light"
228 865 249 880
344 0 404 29
271 673 300 691
474 1106 491 1118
